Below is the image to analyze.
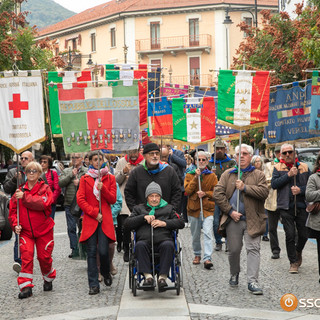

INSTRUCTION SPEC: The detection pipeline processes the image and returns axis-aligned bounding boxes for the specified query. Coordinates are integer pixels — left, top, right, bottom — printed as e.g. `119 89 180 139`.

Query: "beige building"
37 0 278 86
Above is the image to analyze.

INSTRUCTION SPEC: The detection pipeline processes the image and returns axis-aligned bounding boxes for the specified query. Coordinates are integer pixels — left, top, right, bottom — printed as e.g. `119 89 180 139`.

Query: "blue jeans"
86 223 110 288
213 205 223 245
50 204 56 220
189 215 213 261
14 234 22 264
65 205 78 250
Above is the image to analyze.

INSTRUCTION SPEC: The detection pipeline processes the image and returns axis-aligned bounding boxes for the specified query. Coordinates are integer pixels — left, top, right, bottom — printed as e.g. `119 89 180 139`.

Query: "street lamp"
223 9 233 70
64 47 93 71
123 44 128 64
168 65 173 85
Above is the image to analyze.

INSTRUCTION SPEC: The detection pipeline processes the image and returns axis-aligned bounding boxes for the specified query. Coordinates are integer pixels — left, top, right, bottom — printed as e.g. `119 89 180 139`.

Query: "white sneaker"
110 263 117 276
13 262 21 274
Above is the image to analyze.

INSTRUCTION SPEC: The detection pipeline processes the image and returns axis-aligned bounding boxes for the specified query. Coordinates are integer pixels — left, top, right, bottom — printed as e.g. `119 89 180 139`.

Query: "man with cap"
208 138 236 251
124 182 184 291
124 143 182 213
264 145 281 259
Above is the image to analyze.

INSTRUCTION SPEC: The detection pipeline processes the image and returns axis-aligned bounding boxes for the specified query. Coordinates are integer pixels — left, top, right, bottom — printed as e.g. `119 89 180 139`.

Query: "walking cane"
16 152 20 258
151 224 155 286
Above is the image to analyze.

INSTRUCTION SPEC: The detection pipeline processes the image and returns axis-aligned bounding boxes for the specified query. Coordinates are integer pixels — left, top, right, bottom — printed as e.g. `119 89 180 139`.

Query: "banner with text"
0 71 45 153
309 71 320 133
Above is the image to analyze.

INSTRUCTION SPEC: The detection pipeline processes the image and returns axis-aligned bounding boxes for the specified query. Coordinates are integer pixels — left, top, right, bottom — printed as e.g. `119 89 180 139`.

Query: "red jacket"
77 174 117 243
9 181 54 238
44 169 61 204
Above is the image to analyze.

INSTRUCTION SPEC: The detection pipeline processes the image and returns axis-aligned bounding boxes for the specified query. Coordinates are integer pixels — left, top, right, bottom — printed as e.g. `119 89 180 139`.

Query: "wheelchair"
128 228 182 296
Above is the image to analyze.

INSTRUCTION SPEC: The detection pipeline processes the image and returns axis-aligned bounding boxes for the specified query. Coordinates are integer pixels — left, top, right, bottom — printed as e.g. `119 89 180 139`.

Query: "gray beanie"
145 181 162 198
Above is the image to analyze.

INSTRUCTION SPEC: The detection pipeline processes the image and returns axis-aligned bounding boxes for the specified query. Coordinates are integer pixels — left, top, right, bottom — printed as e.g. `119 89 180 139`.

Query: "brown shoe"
193 256 201 265
289 262 299 274
296 251 302 267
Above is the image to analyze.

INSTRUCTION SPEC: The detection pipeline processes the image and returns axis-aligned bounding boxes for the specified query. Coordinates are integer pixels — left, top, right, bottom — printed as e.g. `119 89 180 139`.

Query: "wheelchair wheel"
175 273 180 296
132 275 137 296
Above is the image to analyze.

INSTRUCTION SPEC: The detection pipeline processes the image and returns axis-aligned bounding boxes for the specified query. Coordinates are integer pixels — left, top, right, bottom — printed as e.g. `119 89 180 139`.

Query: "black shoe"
89 286 100 295
262 236 269 242
18 287 32 299
229 273 239 287
43 280 53 291
158 278 168 292
123 250 129 262
104 273 112 286
143 277 154 286
117 242 122 252
68 251 73 258
204 260 213 270
271 252 280 259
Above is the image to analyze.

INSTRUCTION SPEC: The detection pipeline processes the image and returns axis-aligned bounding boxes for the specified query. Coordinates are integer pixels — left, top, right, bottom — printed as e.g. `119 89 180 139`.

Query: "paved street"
1 210 320 320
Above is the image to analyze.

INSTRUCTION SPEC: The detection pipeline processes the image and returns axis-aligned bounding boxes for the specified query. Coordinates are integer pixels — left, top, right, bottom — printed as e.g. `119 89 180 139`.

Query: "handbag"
70 191 82 218
306 202 320 215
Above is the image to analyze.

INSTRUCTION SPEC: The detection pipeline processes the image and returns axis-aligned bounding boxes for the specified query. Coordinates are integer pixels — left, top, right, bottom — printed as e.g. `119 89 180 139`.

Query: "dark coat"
124 203 184 246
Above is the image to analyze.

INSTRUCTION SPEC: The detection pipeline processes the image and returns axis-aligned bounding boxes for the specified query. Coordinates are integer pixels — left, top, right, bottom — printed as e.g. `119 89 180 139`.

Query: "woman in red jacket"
77 151 117 295
39 155 61 220
9 161 55 299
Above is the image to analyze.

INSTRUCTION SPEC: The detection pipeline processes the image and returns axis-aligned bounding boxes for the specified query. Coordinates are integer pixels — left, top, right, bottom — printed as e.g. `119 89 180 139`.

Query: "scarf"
229 164 255 179
143 161 168 175
209 154 233 169
125 153 144 166
274 158 280 163
280 158 300 169
188 167 212 181
147 198 168 216
86 163 109 201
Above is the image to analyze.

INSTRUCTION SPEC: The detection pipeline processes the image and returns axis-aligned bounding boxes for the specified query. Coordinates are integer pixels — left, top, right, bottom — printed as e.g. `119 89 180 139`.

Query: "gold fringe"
217 120 268 130
0 136 47 154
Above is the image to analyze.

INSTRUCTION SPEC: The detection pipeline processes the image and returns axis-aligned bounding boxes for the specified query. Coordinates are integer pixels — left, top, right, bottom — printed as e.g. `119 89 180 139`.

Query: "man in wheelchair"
124 181 184 291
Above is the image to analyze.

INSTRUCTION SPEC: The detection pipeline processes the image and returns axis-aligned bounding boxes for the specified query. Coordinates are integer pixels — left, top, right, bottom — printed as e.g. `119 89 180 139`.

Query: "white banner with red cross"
0 70 45 153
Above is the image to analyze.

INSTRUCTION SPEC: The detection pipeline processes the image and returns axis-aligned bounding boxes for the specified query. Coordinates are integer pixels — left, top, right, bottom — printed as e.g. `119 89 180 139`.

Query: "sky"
53 0 111 14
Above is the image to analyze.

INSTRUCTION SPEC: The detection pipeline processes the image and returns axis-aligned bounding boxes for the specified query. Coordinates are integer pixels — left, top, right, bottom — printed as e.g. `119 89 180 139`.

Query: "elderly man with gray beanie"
124 182 184 291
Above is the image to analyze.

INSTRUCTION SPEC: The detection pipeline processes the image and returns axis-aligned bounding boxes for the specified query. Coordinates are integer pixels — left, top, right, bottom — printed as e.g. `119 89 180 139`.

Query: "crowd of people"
3 140 320 299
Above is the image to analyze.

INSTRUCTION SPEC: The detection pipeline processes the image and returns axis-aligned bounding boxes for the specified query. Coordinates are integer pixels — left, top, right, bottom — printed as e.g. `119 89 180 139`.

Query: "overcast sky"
53 0 111 13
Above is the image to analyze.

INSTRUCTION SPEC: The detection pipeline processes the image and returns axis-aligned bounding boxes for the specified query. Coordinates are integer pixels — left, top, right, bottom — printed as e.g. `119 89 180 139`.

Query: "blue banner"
265 80 320 143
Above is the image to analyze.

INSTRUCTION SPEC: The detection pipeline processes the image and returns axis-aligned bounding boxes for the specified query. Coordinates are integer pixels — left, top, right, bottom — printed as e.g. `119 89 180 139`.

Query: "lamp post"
168 65 173 85
223 9 233 70
123 44 128 64
64 47 93 71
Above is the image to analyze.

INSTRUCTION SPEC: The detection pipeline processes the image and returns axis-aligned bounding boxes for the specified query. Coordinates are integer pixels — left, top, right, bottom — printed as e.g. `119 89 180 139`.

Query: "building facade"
37 0 278 87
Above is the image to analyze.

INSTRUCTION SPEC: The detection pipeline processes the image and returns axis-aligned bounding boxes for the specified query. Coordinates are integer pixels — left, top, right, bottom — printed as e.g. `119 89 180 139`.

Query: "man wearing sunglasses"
3 151 34 274
271 143 310 274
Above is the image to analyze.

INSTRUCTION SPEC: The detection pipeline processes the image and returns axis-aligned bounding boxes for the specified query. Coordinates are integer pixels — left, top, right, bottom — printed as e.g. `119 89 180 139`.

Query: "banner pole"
196 146 204 221
237 130 242 212
16 152 20 258
98 150 101 215
212 139 217 172
293 143 297 216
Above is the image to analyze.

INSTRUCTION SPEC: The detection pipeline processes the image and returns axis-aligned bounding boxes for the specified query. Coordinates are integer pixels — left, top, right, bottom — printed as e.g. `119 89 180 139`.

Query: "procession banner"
265 80 319 143
58 81 140 153
0 70 45 153
147 96 173 136
172 97 215 143
106 64 148 126
161 83 189 98
309 71 320 133
48 70 91 135
217 70 270 129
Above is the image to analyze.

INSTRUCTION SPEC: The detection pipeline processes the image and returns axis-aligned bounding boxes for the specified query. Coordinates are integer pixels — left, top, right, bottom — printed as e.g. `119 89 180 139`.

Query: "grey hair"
235 144 253 156
280 143 293 154
196 151 209 159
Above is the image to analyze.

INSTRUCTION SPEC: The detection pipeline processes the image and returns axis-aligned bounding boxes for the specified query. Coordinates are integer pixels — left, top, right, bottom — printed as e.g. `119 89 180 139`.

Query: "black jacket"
124 203 184 245
124 164 182 212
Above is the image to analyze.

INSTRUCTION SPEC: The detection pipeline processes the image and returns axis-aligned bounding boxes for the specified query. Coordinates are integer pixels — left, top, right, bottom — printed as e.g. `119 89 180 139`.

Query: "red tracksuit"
9 181 56 291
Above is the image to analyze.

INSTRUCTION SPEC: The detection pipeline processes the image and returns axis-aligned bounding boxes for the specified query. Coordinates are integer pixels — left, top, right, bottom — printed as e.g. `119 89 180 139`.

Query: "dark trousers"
280 208 308 264
267 209 281 254
65 205 78 250
86 223 110 288
213 205 222 245
14 234 22 264
181 194 188 223
308 228 320 276
135 240 174 275
116 214 130 250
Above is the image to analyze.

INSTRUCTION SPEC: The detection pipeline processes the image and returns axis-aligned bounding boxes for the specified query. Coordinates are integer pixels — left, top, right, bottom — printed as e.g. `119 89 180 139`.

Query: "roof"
38 0 278 37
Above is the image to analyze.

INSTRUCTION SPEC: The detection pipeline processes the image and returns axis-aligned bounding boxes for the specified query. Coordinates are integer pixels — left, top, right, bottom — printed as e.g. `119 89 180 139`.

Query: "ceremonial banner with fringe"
217 70 270 129
309 71 320 133
0 70 45 153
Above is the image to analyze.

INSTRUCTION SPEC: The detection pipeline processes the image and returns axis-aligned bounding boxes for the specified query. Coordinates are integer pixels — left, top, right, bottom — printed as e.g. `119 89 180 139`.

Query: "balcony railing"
136 34 211 52
59 51 82 69
163 74 214 87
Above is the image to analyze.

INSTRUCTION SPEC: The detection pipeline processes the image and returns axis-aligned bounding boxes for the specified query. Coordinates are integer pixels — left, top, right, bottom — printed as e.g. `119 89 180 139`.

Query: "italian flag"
218 70 270 129
172 97 215 143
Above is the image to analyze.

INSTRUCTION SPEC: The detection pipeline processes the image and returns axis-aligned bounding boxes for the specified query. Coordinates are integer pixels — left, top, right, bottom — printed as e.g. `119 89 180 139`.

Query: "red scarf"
280 158 299 169
125 153 144 166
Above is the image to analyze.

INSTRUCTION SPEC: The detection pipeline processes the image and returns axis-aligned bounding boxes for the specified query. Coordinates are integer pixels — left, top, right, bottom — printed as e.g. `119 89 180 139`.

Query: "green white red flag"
217 70 270 129
172 97 215 143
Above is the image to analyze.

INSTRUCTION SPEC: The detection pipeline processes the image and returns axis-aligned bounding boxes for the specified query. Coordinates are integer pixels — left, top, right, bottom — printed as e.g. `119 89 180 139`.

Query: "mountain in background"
22 0 75 30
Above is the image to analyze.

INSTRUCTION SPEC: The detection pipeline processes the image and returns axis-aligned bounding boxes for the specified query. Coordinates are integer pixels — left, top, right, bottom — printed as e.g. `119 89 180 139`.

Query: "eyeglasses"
147 152 160 156
282 150 293 155
21 157 29 161
197 158 207 162
72 156 81 159
40 160 48 164
236 152 250 156
26 169 38 174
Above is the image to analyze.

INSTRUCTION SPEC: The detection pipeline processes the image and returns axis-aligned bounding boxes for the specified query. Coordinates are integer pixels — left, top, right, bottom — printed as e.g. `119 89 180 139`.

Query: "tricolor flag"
48 70 91 135
218 70 270 129
0 70 45 153
172 97 215 143
309 71 320 133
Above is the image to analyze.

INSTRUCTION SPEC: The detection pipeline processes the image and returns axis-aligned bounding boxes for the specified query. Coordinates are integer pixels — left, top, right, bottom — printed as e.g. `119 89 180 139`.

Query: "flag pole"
293 143 297 216
98 150 101 215
16 152 20 258
196 146 204 221
212 139 217 172
237 130 242 212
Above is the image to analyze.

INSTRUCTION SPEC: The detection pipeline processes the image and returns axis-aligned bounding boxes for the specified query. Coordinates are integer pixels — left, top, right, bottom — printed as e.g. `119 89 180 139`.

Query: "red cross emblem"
9 94 29 118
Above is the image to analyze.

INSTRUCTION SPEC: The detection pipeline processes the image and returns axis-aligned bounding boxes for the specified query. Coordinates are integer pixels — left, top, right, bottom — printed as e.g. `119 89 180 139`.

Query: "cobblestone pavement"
0 211 319 319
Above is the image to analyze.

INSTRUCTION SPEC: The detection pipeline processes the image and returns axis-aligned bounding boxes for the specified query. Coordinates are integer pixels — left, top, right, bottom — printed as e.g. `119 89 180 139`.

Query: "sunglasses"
197 158 207 162
72 156 81 159
40 160 48 164
26 169 38 174
282 150 293 155
21 157 29 161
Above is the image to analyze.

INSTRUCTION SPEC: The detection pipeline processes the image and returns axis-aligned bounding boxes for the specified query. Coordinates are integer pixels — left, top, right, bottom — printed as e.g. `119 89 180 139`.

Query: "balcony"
59 51 82 70
136 34 212 57
164 74 214 87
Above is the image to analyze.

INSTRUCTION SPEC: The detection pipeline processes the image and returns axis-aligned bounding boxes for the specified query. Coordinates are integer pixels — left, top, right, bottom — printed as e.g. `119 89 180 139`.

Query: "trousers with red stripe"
18 229 56 291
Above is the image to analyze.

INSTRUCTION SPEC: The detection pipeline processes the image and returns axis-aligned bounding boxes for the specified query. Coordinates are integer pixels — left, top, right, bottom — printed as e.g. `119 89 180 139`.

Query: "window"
72 38 77 51
190 57 200 86
150 22 160 49
189 19 199 46
110 28 116 47
243 17 253 38
55 47 59 56
150 59 161 72
91 33 96 52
